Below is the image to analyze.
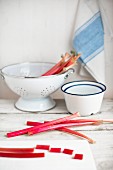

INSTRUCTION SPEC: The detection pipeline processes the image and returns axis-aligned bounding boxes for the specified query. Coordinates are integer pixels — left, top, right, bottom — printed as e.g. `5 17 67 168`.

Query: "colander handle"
64 68 75 79
0 69 5 80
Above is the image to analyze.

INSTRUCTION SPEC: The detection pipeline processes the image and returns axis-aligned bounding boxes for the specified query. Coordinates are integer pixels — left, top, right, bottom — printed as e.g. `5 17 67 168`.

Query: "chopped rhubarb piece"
73 154 83 160
62 149 73 155
36 145 50 150
49 148 61 153
0 152 45 158
0 147 34 153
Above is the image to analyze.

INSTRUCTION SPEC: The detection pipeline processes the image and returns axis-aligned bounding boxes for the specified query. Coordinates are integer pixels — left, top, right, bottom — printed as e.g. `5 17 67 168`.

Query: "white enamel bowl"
1 62 74 112
61 81 106 116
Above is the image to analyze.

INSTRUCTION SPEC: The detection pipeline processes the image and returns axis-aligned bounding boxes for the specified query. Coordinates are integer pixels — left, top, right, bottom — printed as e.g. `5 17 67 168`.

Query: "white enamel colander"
1 62 74 112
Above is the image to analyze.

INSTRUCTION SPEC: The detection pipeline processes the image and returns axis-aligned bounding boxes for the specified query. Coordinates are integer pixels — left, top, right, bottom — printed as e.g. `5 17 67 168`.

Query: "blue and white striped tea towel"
73 0 105 83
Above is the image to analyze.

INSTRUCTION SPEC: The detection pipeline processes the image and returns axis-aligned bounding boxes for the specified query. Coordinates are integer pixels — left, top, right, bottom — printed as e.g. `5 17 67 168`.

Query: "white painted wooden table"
0 99 113 170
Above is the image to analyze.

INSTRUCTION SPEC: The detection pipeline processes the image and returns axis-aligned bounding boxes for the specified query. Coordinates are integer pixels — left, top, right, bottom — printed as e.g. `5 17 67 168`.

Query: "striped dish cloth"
73 0 105 83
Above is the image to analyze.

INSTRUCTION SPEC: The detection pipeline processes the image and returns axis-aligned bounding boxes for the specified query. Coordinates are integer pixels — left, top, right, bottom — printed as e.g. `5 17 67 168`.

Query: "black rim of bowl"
61 80 106 96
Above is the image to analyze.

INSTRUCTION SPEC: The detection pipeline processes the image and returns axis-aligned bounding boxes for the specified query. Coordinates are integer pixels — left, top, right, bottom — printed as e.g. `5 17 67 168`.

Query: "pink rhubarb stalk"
63 118 113 124
60 119 103 124
0 152 45 158
58 127 95 144
0 147 34 153
27 121 99 127
52 57 75 75
7 126 37 138
101 119 113 123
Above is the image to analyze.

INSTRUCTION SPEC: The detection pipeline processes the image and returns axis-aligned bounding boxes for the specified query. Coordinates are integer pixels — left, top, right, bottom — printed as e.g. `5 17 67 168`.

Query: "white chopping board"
0 140 96 170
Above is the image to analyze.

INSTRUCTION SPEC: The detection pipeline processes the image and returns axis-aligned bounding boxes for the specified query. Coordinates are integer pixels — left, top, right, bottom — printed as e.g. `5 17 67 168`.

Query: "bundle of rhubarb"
42 51 81 76
6 112 113 144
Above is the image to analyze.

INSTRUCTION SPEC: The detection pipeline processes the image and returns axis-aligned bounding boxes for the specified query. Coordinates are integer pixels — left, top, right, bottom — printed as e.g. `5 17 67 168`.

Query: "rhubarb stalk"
59 127 95 144
0 147 34 153
0 152 45 158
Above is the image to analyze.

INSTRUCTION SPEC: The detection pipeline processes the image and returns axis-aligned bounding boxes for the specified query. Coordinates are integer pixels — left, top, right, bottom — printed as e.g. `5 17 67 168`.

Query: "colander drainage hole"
41 86 55 97
14 87 28 97
41 90 46 97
